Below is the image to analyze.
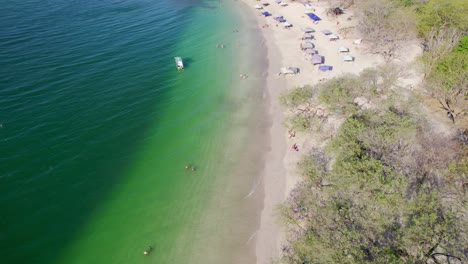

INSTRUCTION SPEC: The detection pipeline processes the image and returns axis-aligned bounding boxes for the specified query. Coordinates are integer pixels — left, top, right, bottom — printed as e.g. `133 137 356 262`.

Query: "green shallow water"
1 0 268 263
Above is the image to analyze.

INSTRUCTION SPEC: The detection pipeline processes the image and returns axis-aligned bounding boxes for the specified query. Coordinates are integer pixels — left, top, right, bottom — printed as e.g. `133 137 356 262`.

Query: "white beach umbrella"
343 55 354 61
254 5 263 9
338 47 349 52
302 27 315 33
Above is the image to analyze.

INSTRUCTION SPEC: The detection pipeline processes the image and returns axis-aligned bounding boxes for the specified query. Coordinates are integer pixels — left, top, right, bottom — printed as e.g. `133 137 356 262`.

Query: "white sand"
231 0 404 263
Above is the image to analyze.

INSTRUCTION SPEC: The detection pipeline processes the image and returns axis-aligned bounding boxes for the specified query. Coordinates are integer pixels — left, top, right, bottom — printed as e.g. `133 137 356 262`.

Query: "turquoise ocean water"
0 0 269 263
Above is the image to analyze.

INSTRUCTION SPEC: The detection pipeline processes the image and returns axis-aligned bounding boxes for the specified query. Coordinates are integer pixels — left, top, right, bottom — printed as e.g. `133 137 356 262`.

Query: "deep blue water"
0 0 255 263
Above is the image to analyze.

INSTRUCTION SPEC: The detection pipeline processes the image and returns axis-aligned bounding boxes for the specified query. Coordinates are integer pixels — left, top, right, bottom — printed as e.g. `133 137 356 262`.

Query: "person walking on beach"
191 166 196 172
185 165 189 170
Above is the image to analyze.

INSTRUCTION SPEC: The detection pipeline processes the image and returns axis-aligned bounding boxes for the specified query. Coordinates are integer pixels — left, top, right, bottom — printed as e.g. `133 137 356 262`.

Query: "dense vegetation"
276 1 467 262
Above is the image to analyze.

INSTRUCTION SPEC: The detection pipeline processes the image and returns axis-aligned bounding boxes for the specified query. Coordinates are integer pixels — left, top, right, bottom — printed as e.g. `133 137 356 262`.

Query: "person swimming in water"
144 246 152 256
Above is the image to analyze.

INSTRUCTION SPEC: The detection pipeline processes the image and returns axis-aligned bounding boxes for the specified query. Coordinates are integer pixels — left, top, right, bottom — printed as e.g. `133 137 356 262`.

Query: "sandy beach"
233 0 421 263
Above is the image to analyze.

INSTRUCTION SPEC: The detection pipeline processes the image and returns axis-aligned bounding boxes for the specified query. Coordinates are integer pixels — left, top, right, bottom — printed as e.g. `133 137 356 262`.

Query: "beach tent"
319 65 333 71
307 13 321 21
301 42 314 49
343 55 354 61
302 33 313 40
283 22 292 28
306 49 318 54
254 5 263 9
261 11 271 16
302 27 315 33
311 55 324 65
321 29 332 35
338 47 349 52
279 67 300 75
274 16 286 22
329 34 339 40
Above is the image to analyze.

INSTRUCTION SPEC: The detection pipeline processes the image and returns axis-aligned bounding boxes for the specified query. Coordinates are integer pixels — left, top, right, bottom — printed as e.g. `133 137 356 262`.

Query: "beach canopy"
274 16 286 22
280 67 300 75
261 11 271 16
302 27 315 33
307 13 321 21
319 65 333 71
343 55 354 61
311 55 324 65
306 48 318 54
254 5 263 9
329 34 339 40
302 33 313 39
338 47 349 52
301 42 314 49
321 29 332 35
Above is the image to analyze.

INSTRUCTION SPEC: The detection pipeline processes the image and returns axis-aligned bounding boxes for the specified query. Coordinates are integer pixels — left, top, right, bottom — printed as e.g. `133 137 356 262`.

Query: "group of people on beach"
292 143 299 151
239 73 248 79
216 43 225 48
289 129 299 151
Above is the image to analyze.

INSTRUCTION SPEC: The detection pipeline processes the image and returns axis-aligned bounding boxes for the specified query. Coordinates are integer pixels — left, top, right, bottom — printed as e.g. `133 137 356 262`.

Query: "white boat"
174 57 184 71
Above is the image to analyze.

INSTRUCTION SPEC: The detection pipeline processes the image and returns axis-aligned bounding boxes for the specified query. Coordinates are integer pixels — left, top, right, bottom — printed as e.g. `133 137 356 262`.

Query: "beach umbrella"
254 5 263 9
354 38 362 45
261 11 271 16
307 13 321 21
274 16 286 22
343 55 354 61
329 34 339 40
302 33 313 40
280 2 288 6
338 47 349 52
283 22 292 27
321 29 332 35
301 42 314 49
302 27 315 33
319 65 333 71
311 55 323 65
275 0 282 3
305 49 317 54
